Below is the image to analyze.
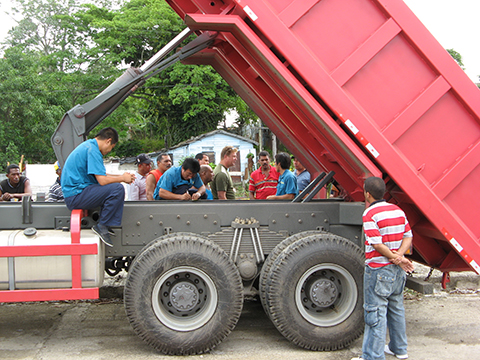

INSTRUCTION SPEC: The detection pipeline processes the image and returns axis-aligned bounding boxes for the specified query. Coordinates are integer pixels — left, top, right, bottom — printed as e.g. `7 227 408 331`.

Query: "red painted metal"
0 209 99 302
166 0 480 273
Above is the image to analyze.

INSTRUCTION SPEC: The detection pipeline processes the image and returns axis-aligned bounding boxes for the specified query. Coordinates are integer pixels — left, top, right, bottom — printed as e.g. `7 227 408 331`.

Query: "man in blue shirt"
61 127 135 246
154 157 206 200
267 152 298 200
292 155 311 192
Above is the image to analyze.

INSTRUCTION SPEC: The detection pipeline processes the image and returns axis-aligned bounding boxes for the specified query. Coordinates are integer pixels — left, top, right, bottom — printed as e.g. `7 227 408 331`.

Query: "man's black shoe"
92 224 113 247
107 227 116 236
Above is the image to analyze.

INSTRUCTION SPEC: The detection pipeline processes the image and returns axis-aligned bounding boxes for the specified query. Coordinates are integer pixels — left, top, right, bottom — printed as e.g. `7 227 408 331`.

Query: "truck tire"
265 233 364 350
124 233 243 355
259 230 326 314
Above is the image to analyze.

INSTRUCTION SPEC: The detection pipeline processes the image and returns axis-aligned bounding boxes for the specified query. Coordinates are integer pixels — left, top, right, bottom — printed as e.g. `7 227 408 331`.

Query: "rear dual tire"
263 233 364 350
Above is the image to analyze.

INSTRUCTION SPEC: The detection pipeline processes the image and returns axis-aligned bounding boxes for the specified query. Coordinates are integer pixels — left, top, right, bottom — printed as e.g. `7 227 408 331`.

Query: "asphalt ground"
1 265 479 360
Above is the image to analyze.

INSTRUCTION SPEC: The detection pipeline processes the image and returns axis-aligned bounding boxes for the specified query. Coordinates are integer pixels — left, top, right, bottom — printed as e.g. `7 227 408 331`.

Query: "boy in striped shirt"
352 177 414 360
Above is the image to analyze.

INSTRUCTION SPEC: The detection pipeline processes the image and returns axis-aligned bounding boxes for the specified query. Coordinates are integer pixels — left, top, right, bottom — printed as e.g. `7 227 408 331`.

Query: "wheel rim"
152 266 218 331
295 263 357 327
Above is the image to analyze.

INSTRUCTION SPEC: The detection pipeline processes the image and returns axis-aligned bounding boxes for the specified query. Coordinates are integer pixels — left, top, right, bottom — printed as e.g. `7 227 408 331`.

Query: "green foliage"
447 49 464 69
0 0 255 165
111 137 164 158
177 154 194 167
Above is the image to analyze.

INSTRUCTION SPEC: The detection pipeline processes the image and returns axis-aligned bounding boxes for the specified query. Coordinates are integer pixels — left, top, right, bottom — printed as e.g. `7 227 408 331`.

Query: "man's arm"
96 173 135 186
213 173 228 200
249 191 255 200
266 193 295 200
146 174 156 201
129 181 139 201
394 236 413 257
217 190 227 200
372 243 414 272
159 188 191 201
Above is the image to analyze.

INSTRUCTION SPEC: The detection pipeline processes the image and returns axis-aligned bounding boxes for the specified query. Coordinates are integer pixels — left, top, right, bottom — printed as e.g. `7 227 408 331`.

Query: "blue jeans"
65 183 125 227
362 264 408 360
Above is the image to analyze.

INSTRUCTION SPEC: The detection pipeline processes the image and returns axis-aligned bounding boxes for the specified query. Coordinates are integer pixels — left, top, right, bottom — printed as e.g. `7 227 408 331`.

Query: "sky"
1 0 479 82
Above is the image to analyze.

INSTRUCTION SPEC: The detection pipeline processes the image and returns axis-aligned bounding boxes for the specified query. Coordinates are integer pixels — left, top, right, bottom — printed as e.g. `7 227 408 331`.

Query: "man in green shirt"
211 145 237 199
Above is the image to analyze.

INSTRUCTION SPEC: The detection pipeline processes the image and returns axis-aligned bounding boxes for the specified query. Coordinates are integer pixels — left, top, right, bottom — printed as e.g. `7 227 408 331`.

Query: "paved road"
1 293 480 360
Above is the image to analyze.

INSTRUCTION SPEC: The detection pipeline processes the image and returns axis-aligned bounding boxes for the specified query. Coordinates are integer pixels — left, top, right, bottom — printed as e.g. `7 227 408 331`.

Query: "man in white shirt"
128 154 152 201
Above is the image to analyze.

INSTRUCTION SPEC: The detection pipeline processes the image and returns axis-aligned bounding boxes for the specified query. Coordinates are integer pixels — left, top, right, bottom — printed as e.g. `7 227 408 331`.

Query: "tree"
447 49 464 69
0 0 255 165
79 0 255 150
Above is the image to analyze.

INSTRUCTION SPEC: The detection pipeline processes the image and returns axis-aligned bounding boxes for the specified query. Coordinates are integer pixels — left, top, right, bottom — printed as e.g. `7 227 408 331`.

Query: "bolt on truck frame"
2 0 480 355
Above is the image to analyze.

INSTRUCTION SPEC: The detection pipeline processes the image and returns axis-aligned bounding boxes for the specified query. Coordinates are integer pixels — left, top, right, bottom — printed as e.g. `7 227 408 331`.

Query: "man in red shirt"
146 153 172 200
249 151 279 200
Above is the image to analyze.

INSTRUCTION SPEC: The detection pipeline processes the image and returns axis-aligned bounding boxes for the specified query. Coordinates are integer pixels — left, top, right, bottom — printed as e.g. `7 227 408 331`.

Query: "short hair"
6 164 20 175
182 157 200 174
275 152 291 170
157 153 169 163
199 164 211 175
95 127 119 144
364 177 385 201
258 150 270 159
195 153 205 161
221 146 238 159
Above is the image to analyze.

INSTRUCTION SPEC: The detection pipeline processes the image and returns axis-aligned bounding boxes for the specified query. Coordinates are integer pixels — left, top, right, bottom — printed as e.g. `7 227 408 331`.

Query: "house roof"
119 129 257 164
167 129 258 150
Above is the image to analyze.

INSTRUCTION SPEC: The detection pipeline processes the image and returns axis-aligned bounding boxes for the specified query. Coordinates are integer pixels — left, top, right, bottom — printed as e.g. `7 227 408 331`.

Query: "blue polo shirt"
61 139 106 198
276 170 298 197
295 169 311 192
154 166 204 200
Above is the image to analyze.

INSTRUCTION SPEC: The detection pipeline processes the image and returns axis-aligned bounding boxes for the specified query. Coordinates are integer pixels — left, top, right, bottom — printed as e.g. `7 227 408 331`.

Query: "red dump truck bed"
166 0 480 274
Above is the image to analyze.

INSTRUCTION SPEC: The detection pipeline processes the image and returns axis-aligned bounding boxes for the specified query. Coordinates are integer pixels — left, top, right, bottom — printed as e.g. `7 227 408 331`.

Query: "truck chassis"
1 197 365 354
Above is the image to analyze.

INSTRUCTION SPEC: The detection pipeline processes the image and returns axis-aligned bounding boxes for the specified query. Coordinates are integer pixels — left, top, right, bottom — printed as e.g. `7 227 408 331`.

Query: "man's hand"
191 192 202 201
1 192 13 201
123 172 136 184
180 191 192 201
392 255 414 273
398 258 415 273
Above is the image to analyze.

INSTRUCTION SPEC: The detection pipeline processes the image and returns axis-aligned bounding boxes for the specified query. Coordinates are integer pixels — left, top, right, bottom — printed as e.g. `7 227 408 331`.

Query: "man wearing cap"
128 153 152 201
47 161 64 202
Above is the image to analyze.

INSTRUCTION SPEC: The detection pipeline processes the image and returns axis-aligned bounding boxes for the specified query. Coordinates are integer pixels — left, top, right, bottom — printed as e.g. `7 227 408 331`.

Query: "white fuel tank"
0 229 105 290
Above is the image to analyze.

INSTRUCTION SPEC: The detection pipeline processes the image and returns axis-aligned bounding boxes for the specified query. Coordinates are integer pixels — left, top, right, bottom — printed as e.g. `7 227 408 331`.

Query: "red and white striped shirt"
363 200 412 268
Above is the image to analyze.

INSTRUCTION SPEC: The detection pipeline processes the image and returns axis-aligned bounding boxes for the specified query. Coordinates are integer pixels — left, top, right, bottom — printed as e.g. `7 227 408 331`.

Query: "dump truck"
2 0 480 355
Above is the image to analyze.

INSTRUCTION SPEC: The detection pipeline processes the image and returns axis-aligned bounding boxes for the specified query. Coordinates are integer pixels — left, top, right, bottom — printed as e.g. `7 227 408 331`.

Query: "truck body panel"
167 0 480 274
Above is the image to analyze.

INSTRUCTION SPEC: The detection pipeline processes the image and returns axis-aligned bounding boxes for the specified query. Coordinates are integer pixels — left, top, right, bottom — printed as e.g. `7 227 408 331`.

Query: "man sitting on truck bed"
0 164 32 202
153 157 206 201
61 127 135 247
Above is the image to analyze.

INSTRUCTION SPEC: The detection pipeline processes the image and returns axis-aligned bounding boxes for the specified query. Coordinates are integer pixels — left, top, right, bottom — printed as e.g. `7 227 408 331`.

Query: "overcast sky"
1 0 479 81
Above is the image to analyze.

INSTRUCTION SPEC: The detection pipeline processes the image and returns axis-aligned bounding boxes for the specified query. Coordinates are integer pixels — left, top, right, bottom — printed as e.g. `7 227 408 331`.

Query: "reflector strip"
244 6 258 21
338 114 380 158
442 228 480 275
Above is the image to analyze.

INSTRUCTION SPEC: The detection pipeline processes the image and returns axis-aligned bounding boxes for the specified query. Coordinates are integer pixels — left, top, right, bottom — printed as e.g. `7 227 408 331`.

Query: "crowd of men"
1 142 311 206
0 127 311 245
127 145 310 203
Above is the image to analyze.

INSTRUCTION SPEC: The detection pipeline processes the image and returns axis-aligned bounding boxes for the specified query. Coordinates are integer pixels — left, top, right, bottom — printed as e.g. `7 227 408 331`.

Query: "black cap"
135 153 152 165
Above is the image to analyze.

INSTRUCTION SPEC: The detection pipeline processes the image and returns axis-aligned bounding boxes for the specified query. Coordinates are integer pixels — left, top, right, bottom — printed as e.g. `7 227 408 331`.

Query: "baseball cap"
54 161 61 171
135 153 152 165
